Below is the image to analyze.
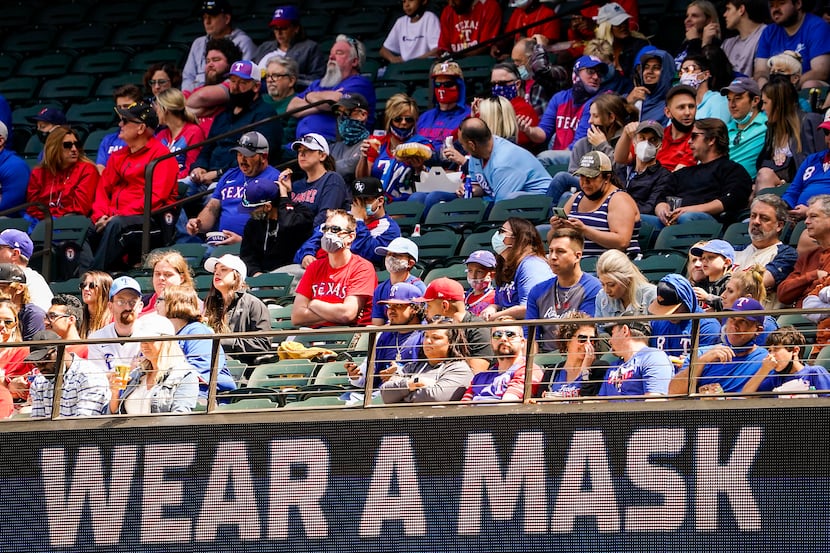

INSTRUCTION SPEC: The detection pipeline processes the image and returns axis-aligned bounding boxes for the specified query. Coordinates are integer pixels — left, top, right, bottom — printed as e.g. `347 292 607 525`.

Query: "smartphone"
552 207 567 219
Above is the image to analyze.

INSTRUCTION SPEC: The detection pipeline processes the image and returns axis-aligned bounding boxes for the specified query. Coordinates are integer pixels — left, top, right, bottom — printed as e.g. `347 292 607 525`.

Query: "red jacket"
27 160 99 219
92 136 178 221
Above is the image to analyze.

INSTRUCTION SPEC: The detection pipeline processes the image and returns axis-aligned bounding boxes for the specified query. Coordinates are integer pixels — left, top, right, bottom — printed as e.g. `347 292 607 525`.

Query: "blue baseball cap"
465 250 496 269
109 276 141 299
239 177 279 212
270 5 299 26
573 55 608 75
690 239 735 264
725 297 764 324
379 282 424 304
26 107 67 125
0 229 33 259
229 60 261 83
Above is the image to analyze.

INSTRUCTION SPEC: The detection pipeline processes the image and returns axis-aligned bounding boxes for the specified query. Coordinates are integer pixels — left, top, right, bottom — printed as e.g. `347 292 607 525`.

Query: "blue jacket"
0 148 30 214
650 274 721 357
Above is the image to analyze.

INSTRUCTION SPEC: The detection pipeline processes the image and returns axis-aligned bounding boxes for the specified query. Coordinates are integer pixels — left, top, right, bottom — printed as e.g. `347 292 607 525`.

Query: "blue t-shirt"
495 255 554 309
525 271 602 351
781 149 830 208
96 132 126 166
290 170 351 227
371 276 427 320
598 347 673 398
695 345 769 393
757 365 830 396
297 75 377 142
211 165 280 236
467 136 552 201
696 90 730 121
373 329 423 388
177 321 235 396
651 317 722 358
755 14 830 74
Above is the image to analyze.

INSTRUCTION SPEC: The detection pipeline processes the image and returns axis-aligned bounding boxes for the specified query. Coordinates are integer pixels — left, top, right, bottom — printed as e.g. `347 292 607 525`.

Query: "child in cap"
464 250 496 317
689 239 735 311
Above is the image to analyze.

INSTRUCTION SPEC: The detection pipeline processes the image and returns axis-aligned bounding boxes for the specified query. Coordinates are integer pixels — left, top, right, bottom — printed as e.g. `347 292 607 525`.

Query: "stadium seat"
126 48 187 73
637 220 657 252
151 243 207 269
284 396 347 408
458 228 496 257
422 197 487 232
194 273 214 295
39 74 97 102
83 128 117 158
216 398 279 411
299 13 331 41
722 222 751 249
22 134 44 159
581 256 599 274
88 2 144 24
209 244 241 258
0 54 19 80
111 22 167 49
411 87 433 112
49 278 83 300
382 58 435 89
12 103 62 128
634 252 688 283
2 29 54 55
32 4 88 27
144 2 196 22
18 53 76 78
0 219 32 233
95 73 144 98
650 220 722 255
310 360 352 387
165 20 206 47
756 183 789 197
411 229 461 262
268 304 295 331
72 51 128 76
0 77 40 104
287 332 360 352
486 195 553 225
813 346 830 371
788 220 806 247
385 200 424 233
331 12 389 41
423 264 469 287
777 313 817 344
247 273 293 303
55 24 113 52
66 100 119 130
247 359 316 399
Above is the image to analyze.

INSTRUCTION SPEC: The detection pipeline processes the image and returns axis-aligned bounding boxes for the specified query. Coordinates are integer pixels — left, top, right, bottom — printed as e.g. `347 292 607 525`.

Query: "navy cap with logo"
239 178 279 212
648 279 683 316
23 330 61 363
351 177 384 198
26 107 67 126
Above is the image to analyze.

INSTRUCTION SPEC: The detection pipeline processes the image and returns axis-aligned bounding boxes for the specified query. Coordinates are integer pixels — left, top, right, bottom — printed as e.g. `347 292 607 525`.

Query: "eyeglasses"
492 330 520 340
45 312 70 321
689 131 705 139
433 81 456 89
392 116 415 124
680 65 700 74
119 117 140 125
0 319 16 328
576 334 594 343
148 79 170 86
113 299 138 308
266 73 290 80
62 141 79 150
431 315 454 324
79 282 97 290
321 225 353 234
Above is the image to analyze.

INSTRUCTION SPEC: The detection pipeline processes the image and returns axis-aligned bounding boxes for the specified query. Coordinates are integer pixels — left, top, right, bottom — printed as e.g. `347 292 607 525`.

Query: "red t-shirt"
296 254 378 327
657 126 696 172
505 4 561 42
438 0 503 53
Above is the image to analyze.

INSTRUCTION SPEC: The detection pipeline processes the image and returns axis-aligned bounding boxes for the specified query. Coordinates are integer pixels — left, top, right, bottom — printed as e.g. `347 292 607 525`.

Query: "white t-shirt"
24 267 53 312
87 323 141 374
383 11 440 61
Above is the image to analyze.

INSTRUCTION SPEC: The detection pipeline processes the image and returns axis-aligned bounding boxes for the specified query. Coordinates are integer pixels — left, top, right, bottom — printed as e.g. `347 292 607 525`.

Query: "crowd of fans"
2 0 830 417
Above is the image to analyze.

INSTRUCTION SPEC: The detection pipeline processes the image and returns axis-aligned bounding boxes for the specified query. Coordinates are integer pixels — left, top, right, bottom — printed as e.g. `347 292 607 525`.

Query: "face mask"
385 256 410 273
251 207 269 221
583 185 607 201
517 65 530 81
734 111 753 126
671 117 694 134
320 232 345 253
679 73 704 89
491 83 519 100
364 199 377 218
389 123 415 140
228 89 256 108
467 276 491 292
491 232 509 255
634 140 657 162
37 130 49 143
338 117 369 145
435 85 459 105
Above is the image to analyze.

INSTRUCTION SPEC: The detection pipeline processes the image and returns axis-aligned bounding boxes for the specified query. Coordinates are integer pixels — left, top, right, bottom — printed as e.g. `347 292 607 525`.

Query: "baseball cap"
291 133 330 155
230 131 269 156
26 107 67 125
412 277 465 302
573 55 608 75
23 330 61 363
202 0 232 15
351 177 384 198
594 2 631 25
635 120 664 139
0 229 34 259
379 282 424 304
132 313 176 338
334 93 370 114
648 278 684 316
725 297 765 324
270 5 300 27
603 319 652 336
238 177 279 212
573 151 613 178
666 84 697 104
465 250 497 269
720 77 761 97
229 60 261 83
431 61 463 78
109 276 141 299
114 101 158 129
819 107 830 132
0 263 25 284
375 237 419 262
690 239 735 264
204 254 248 282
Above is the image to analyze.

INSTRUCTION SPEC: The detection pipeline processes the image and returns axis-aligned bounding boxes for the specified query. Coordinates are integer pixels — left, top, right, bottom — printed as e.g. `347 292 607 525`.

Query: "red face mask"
435 85 460 104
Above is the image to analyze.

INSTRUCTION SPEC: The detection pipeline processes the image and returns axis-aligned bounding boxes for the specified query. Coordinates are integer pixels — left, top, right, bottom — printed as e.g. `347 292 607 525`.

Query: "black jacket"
240 197 314 275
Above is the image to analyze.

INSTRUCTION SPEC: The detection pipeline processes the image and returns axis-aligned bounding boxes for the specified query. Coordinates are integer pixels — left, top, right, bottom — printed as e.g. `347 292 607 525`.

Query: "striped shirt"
30 355 111 418
568 189 640 258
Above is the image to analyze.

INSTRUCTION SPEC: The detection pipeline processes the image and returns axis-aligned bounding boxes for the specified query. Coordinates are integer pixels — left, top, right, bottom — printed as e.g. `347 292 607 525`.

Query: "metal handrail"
141 98 334 258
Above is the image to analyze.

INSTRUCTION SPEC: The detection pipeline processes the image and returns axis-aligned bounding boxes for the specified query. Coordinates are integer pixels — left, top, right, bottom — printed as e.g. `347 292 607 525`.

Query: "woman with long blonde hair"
79 270 112 338
595 249 656 318
154 88 205 179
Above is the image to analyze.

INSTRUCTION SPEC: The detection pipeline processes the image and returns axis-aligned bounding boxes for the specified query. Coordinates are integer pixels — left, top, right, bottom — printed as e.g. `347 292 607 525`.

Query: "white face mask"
634 140 657 162
385 256 410 273
679 72 705 89
467 276 491 292
320 232 345 253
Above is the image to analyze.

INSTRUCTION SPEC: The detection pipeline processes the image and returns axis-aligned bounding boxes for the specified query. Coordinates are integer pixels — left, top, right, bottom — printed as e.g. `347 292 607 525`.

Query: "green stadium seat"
788 220 806 247
83 128 117 158
634 252 687 283
165 20 206 47
459 228 496 257
209 243 241 258
268 304 295 331
111 22 167 49
0 54 19 80
18 53 75 78
650 220 722 255
88 2 144 24
1 3 31 30
411 87 433 111
216 398 279 411
12 103 62 128
300 13 331 41
94 73 144 98
0 219 32 233
722 222 751 249
423 263 469 288
287 332 360 352
410 229 461 261
144 2 197 22
72 51 128 76
194 273 214 295
310 360 352 388
487 195 553 225
385 200 424 233
39 74 97 102
423 197 488 232
332 12 389 40
247 273 293 303
777 313 817 344
247 359 315 394
381 58 434 88
33 4 88 27
56 24 113 52
22 134 44 159
49 278 83 300
66 100 118 130
283 396 347 408
2 30 54 55
756 183 789 197
151 243 207 269
127 48 187 72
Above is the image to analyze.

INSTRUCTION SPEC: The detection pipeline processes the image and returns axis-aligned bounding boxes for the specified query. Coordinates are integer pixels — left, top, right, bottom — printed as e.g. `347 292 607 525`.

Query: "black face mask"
583 182 607 201
671 117 694 134
229 89 256 109
37 130 49 143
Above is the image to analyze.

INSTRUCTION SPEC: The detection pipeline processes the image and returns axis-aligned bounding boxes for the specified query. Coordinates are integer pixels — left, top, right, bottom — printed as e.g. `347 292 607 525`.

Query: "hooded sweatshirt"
633 48 675 126
416 75 471 153
649 274 721 358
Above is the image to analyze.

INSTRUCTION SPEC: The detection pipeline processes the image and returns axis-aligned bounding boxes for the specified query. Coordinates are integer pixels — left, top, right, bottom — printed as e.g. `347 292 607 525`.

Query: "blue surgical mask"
364 200 376 217
491 232 509 255
389 124 415 140
734 111 753 126
517 65 530 81
491 83 519 100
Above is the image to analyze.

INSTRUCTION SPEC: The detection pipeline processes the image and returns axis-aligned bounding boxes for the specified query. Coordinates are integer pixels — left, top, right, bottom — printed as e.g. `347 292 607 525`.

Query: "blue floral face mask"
338 116 370 145
491 83 519 100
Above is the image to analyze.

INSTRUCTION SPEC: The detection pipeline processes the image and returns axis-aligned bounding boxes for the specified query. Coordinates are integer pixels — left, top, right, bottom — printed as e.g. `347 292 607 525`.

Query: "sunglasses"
392 116 415 124
431 315 454 323
434 81 456 89
298 134 326 150
45 312 70 321
689 132 705 139
62 140 79 150
119 117 141 125
148 79 169 86
492 330 520 340
577 334 594 343
321 225 352 234
79 282 97 290
0 319 16 328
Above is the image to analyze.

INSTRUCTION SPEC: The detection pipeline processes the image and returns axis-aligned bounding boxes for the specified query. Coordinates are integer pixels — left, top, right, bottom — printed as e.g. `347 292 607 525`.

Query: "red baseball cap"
412 277 465 302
